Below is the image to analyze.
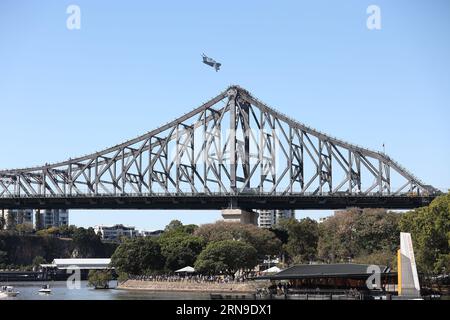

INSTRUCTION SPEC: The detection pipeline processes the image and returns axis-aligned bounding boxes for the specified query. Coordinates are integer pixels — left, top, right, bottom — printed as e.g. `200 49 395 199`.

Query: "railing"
266 288 364 300
0 190 437 199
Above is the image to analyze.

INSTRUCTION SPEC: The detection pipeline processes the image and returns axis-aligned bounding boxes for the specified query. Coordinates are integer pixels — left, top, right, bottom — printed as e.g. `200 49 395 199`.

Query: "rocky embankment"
118 280 262 293
0 233 117 266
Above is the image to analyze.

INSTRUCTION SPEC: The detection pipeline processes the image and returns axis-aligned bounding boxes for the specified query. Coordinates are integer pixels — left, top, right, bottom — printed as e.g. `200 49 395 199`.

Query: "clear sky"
0 0 449 231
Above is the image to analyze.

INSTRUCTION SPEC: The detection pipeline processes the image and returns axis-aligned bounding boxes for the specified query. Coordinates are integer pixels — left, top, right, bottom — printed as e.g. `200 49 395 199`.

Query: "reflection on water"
0 281 211 300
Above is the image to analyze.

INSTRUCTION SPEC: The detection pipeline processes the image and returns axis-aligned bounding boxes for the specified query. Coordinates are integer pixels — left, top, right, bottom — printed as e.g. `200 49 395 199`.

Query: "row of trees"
399 192 449 274
316 193 450 274
2 194 447 274
111 192 450 276
111 220 282 276
317 208 400 268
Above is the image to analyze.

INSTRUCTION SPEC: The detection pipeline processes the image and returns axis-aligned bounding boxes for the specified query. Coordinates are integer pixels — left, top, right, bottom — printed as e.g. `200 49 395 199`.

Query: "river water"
2 281 448 300
1 281 212 300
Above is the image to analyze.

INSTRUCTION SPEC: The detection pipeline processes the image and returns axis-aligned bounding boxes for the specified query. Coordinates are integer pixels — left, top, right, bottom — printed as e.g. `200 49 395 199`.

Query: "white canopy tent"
41 258 112 270
261 266 281 274
175 266 195 273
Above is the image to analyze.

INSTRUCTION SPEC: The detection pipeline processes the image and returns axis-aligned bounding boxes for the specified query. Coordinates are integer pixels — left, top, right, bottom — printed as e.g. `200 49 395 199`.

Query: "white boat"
0 285 20 297
38 284 52 294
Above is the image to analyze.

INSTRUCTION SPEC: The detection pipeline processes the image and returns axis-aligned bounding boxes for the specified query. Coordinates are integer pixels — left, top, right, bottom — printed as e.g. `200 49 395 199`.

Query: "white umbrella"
175 266 195 273
261 266 281 274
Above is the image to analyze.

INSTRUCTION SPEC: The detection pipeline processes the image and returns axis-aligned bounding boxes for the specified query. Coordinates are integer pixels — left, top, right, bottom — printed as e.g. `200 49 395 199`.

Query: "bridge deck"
0 194 436 210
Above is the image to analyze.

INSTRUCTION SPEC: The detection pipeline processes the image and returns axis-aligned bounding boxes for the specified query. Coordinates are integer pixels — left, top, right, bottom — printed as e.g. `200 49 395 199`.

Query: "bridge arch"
0 86 439 210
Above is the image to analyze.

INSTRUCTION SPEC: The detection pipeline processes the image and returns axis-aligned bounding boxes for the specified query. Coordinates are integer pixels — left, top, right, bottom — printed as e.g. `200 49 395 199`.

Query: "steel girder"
0 86 439 206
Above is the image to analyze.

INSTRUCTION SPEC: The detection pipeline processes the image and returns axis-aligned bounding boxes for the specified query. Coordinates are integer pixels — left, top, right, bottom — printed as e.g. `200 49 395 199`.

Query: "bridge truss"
0 86 439 210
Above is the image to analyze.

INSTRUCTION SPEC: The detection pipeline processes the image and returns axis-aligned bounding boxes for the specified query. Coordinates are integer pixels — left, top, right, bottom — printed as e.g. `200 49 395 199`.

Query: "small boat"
1 285 20 297
38 284 52 294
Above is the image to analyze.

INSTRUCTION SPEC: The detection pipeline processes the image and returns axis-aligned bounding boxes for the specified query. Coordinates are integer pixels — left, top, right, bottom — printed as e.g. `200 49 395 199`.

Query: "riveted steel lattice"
0 86 439 210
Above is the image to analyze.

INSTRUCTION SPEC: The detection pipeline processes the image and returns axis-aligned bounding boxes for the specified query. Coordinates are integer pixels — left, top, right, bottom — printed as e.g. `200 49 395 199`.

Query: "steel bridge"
0 86 439 210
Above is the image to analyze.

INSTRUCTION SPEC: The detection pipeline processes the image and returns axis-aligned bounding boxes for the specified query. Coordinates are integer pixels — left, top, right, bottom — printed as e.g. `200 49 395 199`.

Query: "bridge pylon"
221 208 259 225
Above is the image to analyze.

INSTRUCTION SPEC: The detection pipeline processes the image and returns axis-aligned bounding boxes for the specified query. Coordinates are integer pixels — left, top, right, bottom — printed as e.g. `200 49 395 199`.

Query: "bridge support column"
221 209 258 225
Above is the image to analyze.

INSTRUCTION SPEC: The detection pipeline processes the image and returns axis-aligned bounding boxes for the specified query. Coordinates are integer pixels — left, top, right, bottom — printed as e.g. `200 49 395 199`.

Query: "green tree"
353 209 400 253
269 226 289 245
194 221 281 258
36 229 50 237
353 250 397 270
159 234 205 271
72 227 103 257
32 256 46 268
88 270 113 289
111 237 165 275
194 240 258 276
317 208 400 263
164 222 198 238
278 218 319 263
117 271 129 283
58 225 77 238
318 210 357 262
181 224 198 235
399 192 450 274
165 220 184 232
0 250 7 266
15 223 34 235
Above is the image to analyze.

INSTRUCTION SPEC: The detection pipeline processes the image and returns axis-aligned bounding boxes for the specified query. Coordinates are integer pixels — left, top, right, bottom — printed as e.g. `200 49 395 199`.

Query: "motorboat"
0 285 20 297
38 284 52 294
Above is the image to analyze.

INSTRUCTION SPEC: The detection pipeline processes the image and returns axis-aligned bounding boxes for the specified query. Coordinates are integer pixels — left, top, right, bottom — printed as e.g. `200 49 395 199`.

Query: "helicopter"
202 54 221 72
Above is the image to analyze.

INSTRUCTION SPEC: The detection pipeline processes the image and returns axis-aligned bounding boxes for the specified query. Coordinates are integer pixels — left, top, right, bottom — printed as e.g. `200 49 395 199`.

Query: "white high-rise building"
257 209 295 228
94 224 138 241
1 209 69 230
39 209 69 228
139 230 164 237
1 209 33 229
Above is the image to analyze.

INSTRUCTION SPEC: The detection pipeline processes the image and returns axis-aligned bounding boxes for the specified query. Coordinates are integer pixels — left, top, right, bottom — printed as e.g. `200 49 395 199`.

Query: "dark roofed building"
264 263 390 280
258 263 397 298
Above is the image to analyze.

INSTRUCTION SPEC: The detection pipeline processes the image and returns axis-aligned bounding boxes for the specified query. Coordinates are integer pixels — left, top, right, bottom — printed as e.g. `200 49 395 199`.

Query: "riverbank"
0 281 214 300
118 280 262 293
0 271 43 281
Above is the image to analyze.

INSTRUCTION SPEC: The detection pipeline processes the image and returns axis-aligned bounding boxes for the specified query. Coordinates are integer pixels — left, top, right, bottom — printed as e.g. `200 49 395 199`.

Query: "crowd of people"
129 273 252 283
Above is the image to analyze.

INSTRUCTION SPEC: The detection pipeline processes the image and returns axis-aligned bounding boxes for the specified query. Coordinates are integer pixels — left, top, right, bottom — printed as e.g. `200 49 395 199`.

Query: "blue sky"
0 1 449 231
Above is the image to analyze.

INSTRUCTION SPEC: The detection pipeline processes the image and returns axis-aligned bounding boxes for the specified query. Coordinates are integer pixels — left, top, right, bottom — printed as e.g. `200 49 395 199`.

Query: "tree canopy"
0 250 7 266
109 195 450 277
317 208 400 264
399 192 450 274
194 221 281 258
111 237 164 275
159 233 205 271
194 240 258 276
278 218 319 263
72 227 104 257
32 256 46 268
15 223 34 235
164 220 184 232
88 270 113 289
